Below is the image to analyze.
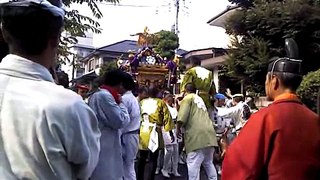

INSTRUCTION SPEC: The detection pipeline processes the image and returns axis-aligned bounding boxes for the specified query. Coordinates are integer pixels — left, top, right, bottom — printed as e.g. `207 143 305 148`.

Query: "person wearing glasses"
0 0 101 179
222 39 320 180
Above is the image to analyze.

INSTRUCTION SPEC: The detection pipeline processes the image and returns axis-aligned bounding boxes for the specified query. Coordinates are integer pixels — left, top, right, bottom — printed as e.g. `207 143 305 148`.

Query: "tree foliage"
225 0 320 93
297 68 320 113
226 36 271 92
153 30 179 59
99 60 118 78
59 0 118 64
228 0 253 7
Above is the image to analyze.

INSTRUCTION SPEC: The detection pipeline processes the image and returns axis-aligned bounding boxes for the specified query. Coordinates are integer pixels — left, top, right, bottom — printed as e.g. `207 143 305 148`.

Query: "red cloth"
100 85 121 104
76 84 89 90
222 94 320 180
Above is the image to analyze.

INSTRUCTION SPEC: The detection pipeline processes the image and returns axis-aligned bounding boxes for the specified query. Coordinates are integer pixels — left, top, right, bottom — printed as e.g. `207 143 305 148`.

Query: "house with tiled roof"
80 40 140 75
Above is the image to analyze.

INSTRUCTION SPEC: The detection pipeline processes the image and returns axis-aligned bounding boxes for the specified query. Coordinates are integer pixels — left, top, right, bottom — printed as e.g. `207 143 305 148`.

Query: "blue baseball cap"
214 93 226 100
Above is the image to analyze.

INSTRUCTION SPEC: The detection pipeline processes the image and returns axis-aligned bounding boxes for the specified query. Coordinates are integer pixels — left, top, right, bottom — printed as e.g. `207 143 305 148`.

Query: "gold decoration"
130 26 158 47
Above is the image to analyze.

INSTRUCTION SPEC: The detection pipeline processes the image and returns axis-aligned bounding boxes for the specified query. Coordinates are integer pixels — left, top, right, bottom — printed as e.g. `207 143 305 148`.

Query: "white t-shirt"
162 104 181 145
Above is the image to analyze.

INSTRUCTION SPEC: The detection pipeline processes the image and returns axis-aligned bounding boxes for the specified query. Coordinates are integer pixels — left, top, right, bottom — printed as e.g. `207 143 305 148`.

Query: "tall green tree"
225 0 320 94
59 0 118 64
153 30 179 59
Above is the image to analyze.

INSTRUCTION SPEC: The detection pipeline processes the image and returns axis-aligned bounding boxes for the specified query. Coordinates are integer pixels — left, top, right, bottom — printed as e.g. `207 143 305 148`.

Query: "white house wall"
201 55 228 93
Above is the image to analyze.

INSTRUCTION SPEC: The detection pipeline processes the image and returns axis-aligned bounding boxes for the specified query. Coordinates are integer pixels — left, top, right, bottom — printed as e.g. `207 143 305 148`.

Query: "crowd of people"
68 66 257 180
0 0 319 180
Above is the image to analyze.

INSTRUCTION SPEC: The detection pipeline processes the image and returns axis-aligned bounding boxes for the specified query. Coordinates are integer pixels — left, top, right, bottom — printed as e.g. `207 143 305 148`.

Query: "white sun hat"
232 94 244 98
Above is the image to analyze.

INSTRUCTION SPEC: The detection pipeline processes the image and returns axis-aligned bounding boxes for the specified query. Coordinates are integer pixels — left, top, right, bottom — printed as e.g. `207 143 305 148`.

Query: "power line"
98 2 169 8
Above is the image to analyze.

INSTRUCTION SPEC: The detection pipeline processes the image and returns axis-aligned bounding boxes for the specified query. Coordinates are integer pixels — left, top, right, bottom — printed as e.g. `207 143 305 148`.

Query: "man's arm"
122 94 133 115
177 95 192 125
89 91 130 130
222 112 275 180
162 101 174 132
180 70 193 93
217 104 242 118
38 99 101 179
176 121 183 139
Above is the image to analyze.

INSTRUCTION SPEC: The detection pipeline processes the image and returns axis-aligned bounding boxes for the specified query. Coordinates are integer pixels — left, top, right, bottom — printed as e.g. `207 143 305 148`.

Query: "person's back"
188 66 213 91
180 58 216 109
120 73 141 180
222 41 320 180
0 1 100 179
181 66 214 108
178 93 217 154
223 97 320 180
0 57 101 179
262 100 320 179
139 97 174 150
137 86 174 180
88 70 130 180
122 91 140 134
177 85 218 180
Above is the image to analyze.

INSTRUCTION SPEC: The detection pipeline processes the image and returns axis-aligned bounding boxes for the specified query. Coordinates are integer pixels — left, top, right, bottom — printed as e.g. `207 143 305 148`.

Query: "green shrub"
297 69 320 113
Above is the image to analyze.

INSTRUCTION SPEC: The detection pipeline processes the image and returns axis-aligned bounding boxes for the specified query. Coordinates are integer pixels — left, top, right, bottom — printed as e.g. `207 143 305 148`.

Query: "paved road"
154 164 189 180
153 164 220 180
136 156 221 180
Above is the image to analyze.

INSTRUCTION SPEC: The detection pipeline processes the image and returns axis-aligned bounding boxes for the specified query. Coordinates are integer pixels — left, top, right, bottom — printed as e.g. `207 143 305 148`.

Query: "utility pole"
174 0 180 37
71 57 75 81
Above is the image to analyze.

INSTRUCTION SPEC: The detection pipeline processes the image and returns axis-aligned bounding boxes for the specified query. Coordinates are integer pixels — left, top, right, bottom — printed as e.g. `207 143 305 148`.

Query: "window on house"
76 68 84 77
88 59 94 71
88 58 100 71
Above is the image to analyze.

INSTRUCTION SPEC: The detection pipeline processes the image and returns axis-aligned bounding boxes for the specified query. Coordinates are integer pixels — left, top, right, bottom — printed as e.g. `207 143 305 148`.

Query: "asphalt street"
153 164 220 180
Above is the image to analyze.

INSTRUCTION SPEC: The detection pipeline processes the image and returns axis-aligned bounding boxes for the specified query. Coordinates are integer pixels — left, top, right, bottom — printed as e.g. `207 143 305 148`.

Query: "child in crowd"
161 94 181 178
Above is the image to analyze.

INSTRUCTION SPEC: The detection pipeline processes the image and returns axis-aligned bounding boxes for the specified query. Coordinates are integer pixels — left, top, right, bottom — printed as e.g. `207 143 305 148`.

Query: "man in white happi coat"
120 73 141 180
218 94 251 136
0 1 101 179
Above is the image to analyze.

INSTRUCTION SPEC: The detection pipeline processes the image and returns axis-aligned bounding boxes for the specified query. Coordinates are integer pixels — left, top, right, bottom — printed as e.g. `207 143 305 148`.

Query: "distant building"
61 32 95 80
207 5 240 28
80 40 140 76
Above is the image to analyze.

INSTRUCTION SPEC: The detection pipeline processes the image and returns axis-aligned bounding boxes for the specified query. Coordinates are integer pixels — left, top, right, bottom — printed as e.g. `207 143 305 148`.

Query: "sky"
70 0 232 51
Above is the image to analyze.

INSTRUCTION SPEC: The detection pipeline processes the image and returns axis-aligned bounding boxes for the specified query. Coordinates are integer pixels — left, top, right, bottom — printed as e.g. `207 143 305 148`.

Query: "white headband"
0 0 65 18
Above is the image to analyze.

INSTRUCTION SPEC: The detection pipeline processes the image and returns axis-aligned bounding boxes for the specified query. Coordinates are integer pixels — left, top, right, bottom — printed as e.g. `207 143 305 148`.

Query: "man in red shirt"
222 39 320 180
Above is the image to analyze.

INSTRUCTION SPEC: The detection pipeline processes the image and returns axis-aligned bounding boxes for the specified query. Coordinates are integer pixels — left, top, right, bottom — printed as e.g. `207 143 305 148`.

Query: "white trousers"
121 133 139 180
163 144 179 173
186 146 217 180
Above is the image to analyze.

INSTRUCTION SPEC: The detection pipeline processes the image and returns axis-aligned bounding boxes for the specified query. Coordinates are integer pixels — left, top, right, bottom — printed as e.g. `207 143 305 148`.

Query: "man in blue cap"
214 93 227 107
